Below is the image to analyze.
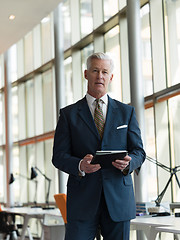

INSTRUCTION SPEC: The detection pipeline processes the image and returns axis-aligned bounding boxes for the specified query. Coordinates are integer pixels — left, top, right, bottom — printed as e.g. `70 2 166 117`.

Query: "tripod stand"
146 156 180 206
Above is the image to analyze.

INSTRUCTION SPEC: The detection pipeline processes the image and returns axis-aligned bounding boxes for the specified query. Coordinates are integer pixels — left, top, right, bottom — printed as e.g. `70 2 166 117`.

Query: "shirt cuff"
78 159 85 177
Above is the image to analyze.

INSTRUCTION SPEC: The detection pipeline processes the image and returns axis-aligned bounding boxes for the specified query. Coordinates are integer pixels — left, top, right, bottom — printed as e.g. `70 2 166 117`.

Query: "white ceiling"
0 0 63 55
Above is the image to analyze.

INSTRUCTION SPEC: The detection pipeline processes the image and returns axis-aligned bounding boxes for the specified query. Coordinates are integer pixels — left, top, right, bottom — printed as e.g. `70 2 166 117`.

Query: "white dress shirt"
78 93 108 176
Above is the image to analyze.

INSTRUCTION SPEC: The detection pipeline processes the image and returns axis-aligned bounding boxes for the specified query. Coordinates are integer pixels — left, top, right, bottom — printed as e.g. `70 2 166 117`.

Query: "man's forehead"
90 59 111 68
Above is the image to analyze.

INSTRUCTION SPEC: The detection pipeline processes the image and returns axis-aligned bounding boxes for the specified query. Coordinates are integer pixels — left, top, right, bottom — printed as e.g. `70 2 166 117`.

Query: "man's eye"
93 69 98 72
103 71 108 74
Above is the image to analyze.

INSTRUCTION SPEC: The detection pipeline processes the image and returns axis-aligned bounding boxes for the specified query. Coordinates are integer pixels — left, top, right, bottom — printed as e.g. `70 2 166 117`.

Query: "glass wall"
1 13 58 206
164 0 180 87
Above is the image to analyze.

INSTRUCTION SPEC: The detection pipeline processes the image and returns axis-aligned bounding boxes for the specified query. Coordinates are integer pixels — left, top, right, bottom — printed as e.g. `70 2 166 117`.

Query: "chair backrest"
54 193 67 224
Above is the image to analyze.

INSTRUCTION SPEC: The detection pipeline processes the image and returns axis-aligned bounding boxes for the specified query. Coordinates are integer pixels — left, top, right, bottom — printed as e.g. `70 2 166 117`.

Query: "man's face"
84 59 113 98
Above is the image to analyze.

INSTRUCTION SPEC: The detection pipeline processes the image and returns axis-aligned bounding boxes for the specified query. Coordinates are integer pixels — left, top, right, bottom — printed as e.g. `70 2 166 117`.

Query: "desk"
2 207 64 240
131 215 180 240
153 222 180 240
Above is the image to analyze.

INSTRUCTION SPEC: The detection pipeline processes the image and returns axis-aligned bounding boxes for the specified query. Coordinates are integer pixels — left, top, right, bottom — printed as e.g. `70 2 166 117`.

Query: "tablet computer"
91 150 128 168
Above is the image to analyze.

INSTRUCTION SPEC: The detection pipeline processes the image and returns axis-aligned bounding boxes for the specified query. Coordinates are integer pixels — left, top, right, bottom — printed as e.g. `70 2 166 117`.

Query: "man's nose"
97 71 103 78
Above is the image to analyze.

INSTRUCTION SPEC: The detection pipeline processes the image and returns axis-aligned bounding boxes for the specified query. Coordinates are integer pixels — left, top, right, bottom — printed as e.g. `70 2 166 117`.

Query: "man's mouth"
95 82 104 85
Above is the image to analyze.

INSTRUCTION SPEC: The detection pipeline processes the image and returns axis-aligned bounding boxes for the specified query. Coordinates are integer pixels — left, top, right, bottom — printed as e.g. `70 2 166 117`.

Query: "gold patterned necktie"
94 99 105 139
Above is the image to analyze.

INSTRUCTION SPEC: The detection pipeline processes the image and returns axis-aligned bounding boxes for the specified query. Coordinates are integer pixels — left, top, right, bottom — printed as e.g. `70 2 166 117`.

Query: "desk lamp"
9 173 38 206
30 167 54 209
146 156 180 215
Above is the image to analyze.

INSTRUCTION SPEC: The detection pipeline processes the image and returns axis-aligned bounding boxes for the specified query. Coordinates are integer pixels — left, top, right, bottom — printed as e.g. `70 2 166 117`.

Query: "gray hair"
86 52 114 73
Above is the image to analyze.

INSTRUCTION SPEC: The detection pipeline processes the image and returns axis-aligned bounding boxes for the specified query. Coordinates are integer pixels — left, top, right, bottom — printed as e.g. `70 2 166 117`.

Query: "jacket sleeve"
52 108 81 176
126 107 146 174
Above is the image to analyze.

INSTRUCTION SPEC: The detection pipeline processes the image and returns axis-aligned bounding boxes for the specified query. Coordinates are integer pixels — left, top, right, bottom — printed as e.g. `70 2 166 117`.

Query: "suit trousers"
65 190 130 240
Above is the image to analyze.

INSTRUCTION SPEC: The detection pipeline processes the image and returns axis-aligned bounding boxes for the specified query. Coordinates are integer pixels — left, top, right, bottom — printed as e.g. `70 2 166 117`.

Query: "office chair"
0 212 18 240
54 193 101 240
54 193 67 224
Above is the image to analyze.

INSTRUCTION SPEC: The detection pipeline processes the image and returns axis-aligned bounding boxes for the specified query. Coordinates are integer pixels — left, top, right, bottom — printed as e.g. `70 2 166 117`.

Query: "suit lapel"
77 96 119 141
77 97 99 138
103 97 118 139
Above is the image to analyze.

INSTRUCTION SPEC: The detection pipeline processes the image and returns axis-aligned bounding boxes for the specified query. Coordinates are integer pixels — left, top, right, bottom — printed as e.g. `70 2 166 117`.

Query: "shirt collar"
86 93 108 106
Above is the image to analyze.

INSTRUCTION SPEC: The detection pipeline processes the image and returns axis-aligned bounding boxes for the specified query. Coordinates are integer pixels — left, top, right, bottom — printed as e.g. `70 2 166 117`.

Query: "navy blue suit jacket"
52 96 146 222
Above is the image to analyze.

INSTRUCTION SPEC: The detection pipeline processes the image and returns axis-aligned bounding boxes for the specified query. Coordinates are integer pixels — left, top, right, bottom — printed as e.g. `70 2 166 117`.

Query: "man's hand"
80 154 101 173
112 155 131 171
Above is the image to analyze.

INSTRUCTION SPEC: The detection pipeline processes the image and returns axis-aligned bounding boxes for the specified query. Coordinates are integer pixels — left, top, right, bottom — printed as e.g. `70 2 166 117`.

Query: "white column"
4 50 14 207
127 0 148 202
127 1 148 239
54 3 68 194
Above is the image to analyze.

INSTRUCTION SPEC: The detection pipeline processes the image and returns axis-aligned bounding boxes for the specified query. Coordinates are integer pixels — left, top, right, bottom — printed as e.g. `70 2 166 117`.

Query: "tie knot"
95 99 103 105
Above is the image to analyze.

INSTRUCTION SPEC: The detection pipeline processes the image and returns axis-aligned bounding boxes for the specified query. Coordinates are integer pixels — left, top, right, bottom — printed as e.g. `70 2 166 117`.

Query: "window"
81 44 94 96
24 32 33 74
41 14 54 64
0 93 5 145
145 107 157 201
63 0 71 50
0 148 5 202
104 26 121 101
64 57 73 105
168 94 180 202
164 0 180 87
42 69 55 132
103 0 118 22
140 4 153 96
0 55 4 88
12 87 18 142
80 0 93 38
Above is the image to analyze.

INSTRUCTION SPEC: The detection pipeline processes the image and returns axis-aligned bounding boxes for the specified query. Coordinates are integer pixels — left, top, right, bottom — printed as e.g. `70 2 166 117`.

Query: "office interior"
0 0 180 239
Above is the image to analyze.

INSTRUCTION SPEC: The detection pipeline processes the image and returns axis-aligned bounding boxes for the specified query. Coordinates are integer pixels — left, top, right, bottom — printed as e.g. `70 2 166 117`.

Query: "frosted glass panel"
19 146 28 203
103 0 118 22
105 26 121 101
33 25 42 69
41 15 53 64
140 4 153 96
63 0 71 50
12 87 18 142
26 80 35 138
145 107 157 201
80 0 93 38
17 40 24 79
18 84 26 140
9 45 17 82
34 75 43 135
64 57 73 105
164 0 180 87
42 70 54 132
12 146 20 204
35 142 45 203
0 93 5 145
27 144 36 203
0 148 5 201
155 101 171 203
44 139 58 202
24 32 33 74
81 44 94 96
0 55 4 88
168 95 180 202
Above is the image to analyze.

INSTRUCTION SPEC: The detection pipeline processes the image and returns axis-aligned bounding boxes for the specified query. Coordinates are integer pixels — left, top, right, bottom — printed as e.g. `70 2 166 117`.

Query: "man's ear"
110 73 113 83
84 70 88 80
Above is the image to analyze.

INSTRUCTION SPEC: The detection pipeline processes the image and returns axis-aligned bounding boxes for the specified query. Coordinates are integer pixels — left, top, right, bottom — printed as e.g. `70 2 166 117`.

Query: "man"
52 52 146 240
